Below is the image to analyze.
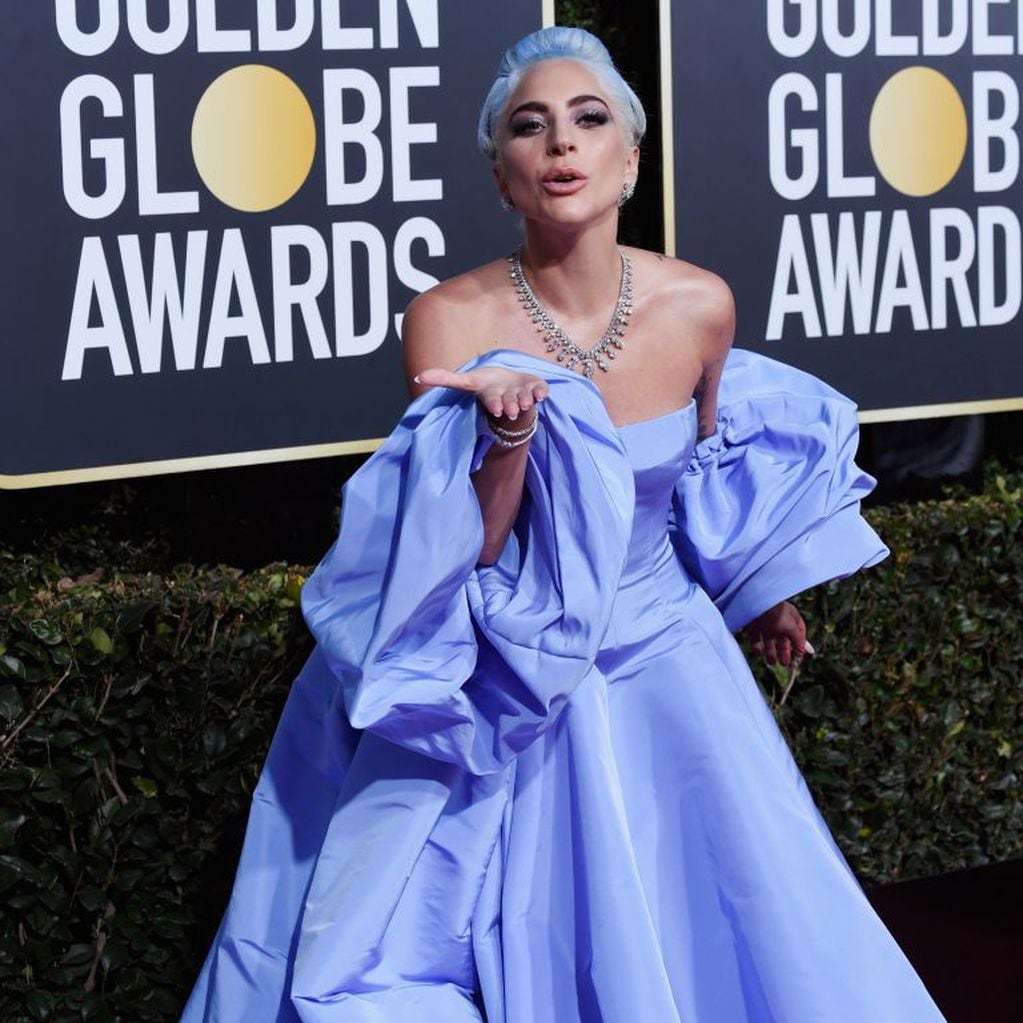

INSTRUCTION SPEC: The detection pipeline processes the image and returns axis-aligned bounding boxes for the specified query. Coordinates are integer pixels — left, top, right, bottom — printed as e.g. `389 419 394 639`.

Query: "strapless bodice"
599 401 702 651
614 399 696 577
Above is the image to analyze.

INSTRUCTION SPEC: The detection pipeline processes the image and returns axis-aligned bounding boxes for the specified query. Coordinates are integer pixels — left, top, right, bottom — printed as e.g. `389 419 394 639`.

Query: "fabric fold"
301 349 634 776
182 345 918 1023
670 348 889 632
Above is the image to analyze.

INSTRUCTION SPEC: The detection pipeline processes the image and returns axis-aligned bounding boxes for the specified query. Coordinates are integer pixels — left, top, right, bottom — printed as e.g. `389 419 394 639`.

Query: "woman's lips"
541 170 588 196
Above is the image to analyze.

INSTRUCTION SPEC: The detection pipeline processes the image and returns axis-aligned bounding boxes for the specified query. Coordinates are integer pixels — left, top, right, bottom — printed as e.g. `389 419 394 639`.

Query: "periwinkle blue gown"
182 348 946 1022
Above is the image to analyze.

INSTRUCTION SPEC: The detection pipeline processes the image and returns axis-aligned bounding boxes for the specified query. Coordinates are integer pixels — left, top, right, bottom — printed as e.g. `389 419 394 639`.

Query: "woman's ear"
626 145 640 187
493 162 512 207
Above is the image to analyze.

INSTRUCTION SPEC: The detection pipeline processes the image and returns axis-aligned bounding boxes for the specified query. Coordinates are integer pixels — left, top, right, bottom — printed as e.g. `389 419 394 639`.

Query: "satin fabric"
182 348 945 1022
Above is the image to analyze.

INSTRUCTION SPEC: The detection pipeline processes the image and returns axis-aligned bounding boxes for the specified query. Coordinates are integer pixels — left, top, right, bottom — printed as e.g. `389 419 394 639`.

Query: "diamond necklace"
508 247 633 378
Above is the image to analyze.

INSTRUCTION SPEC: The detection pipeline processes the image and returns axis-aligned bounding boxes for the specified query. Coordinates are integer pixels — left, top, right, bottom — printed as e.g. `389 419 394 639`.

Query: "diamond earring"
500 194 515 212
619 181 636 207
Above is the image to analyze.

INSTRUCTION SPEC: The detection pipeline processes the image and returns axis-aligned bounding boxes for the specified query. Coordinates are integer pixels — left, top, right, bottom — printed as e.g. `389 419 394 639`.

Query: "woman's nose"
546 131 575 156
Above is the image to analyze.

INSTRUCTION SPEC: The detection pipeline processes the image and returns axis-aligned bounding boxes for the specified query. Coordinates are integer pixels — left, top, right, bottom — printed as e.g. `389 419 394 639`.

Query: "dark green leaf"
26 989 55 1020
0 683 24 720
29 619 64 646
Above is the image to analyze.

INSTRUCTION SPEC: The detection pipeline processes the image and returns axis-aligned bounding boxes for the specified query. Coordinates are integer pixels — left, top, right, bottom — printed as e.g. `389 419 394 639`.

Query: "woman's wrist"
485 405 539 448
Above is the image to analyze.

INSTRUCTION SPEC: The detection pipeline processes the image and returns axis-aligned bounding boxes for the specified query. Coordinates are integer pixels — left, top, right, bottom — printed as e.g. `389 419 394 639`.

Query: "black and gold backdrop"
669 0 1022 417
5 2 1021 488
0 1 545 487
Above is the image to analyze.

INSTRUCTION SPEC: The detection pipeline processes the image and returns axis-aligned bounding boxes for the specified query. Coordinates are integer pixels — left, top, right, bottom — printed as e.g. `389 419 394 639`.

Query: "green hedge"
0 546 312 1022
1 469 1021 1020
767 470 1022 880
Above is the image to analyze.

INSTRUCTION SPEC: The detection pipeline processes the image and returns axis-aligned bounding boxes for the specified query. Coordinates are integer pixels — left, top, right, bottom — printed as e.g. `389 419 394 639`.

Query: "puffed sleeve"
300 351 633 776
669 349 888 632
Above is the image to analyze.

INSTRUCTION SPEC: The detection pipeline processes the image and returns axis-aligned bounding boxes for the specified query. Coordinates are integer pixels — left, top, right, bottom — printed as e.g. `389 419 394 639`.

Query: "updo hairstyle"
476 27 647 160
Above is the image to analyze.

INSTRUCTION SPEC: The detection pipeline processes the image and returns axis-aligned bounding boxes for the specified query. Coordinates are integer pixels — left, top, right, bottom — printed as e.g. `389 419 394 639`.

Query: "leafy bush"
0 555 311 1021
0 468 1020 1020
764 468 1023 882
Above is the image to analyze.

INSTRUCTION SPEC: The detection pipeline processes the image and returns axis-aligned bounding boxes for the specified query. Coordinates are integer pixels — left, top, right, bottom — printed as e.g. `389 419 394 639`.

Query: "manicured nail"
413 374 421 383
804 640 816 656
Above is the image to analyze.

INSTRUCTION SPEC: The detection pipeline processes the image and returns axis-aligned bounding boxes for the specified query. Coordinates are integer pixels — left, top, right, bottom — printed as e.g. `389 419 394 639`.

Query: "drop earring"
500 194 515 212
618 181 636 207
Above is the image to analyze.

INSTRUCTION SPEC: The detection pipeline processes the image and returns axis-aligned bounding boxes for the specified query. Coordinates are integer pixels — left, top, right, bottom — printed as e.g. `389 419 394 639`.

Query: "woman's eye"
577 109 610 127
510 117 545 136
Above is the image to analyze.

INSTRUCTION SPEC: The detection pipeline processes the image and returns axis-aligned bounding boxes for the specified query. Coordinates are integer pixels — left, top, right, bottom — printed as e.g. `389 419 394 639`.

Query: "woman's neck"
518 219 623 320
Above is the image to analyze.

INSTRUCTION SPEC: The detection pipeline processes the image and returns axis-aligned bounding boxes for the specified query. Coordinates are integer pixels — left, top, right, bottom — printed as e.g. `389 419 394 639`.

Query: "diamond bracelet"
487 409 539 448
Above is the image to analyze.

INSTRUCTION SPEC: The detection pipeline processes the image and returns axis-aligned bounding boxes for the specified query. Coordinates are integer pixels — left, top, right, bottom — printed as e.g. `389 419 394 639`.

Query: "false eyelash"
510 117 545 135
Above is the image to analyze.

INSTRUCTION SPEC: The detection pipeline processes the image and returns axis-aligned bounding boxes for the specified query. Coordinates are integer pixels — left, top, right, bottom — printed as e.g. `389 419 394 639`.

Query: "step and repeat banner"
0 1 548 487
6 3 1021 487
666 0 1023 420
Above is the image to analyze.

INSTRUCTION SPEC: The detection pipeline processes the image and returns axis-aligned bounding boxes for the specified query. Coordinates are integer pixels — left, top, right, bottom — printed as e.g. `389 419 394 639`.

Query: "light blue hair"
477 27 647 160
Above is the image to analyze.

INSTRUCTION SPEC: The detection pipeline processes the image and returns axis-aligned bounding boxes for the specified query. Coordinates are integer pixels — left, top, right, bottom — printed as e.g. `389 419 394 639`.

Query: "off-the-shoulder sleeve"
301 354 633 776
670 349 888 633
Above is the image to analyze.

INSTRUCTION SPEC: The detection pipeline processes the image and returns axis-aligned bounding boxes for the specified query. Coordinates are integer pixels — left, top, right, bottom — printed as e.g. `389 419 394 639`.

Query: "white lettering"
196 0 252 53
390 66 442 202
978 205 1022 325
62 236 132 380
973 70 1020 192
60 75 125 220
930 208 978 329
380 0 439 48
134 75 200 217
923 0 969 55
203 230 271 368
332 222 388 355
394 216 444 335
271 224 332 362
875 210 929 332
767 0 816 58
876 0 919 55
973 0 1015 55
826 74 875 197
55 0 118 56
257 0 315 51
821 0 870 57
324 68 385 205
767 214 822 340
119 231 208 372
768 73 819 200
127 0 189 55
811 211 881 335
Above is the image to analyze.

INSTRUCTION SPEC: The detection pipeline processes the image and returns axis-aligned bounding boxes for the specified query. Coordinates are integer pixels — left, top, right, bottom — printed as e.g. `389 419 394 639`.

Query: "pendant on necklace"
509 248 633 378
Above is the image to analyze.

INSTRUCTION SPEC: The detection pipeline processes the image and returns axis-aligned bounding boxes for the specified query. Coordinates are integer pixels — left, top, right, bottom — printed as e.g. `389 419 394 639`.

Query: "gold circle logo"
191 65 316 213
869 66 968 198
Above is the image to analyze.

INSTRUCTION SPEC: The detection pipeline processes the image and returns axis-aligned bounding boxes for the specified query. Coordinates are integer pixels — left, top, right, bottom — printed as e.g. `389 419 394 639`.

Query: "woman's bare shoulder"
405 260 509 327
626 248 735 358
627 248 734 320
401 259 509 367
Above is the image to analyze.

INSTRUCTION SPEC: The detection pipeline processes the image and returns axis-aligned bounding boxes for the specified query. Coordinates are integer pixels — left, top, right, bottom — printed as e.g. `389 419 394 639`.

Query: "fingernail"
804 640 816 656
413 374 421 383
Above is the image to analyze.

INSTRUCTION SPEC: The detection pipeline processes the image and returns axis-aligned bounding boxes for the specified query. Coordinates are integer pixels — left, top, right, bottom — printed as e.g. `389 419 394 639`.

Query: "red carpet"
867 859 1022 1023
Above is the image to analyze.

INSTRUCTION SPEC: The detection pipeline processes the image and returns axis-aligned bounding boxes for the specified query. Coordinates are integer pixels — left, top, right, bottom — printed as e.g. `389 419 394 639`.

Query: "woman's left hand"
742 601 813 666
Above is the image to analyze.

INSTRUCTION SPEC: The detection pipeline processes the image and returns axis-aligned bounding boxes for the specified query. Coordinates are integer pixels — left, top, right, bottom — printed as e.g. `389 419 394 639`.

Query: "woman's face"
493 59 639 229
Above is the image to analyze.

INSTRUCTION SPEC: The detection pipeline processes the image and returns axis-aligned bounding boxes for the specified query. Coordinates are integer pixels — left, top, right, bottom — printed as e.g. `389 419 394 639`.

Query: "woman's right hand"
414 366 549 421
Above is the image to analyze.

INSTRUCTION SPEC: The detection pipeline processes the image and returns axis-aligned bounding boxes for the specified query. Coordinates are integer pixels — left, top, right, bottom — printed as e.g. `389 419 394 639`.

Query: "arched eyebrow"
507 94 611 120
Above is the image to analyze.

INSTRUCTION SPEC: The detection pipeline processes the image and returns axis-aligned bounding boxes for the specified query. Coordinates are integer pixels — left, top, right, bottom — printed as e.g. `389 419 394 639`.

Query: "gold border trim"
0 438 384 491
659 0 676 257
8 3 1018 489
858 397 1023 424
6 397 1022 489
